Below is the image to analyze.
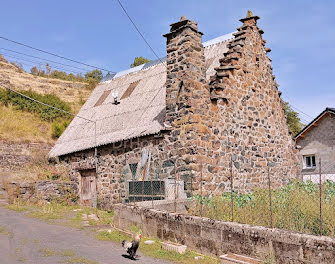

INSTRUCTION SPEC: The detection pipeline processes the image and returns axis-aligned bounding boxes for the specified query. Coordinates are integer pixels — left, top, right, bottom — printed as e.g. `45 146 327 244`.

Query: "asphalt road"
0 206 171 264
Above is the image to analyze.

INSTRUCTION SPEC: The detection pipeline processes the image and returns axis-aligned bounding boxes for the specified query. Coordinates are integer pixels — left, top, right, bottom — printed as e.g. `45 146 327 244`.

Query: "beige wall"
297 113 335 178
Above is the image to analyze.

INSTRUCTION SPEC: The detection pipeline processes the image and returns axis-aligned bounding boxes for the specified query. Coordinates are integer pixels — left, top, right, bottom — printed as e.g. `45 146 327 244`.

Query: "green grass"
190 180 335 236
96 230 219 264
62 256 98 264
39 247 96 264
5 201 113 229
5 203 30 212
0 225 13 238
39 247 58 257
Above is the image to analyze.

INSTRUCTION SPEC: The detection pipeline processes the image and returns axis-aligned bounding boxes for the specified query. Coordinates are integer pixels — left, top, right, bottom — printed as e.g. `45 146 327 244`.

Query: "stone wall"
7 180 78 203
0 140 52 173
113 204 335 264
60 12 300 209
205 13 299 192
62 135 177 210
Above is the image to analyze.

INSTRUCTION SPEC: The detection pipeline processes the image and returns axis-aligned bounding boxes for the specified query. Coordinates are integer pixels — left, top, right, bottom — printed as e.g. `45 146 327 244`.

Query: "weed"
62 256 98 264
190 180 335 236
39 247 58 257
60 249 76 257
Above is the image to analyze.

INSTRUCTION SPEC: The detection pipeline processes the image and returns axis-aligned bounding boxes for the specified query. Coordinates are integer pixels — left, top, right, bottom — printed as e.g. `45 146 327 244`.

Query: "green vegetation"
0 88 71 121
30 64 103 89
283 101 304 136
31 66 86 83
52 119 70 138
0 104 52 143
0 87 73 139
5 201 113 228
190 180 335 236
39 247 97 264
62 256 98 264
96 230 219 264
130 56 151 68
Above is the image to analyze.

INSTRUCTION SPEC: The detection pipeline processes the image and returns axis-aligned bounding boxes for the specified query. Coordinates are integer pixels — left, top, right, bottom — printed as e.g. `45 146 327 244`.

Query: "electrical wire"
0 36 115 73
0 81 93 122
116 0 166 68
2 52 84 75
0 47 92 73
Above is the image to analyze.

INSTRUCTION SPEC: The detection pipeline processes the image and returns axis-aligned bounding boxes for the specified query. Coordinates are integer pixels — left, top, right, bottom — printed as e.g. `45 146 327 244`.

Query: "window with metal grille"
121 80 140 100
94 90 111 107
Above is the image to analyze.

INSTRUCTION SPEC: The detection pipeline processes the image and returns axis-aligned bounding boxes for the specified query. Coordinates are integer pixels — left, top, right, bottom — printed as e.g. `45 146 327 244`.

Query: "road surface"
0 206 171 264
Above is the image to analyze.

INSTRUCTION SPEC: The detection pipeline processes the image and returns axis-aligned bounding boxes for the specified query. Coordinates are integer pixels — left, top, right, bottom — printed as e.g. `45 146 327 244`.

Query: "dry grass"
0 60 90 106
0 104 54 143
4 148 70 183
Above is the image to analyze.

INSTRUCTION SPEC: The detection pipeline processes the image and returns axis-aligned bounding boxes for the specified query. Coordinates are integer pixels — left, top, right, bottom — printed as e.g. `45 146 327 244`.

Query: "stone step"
220 253 260 264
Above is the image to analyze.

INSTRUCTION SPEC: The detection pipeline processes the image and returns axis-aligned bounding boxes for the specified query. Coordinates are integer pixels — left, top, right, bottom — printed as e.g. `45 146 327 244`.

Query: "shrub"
0 88 71 121
51 119 70 138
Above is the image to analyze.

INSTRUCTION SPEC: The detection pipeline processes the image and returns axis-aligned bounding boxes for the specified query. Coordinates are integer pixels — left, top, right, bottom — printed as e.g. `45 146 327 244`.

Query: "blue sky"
0 0 334 121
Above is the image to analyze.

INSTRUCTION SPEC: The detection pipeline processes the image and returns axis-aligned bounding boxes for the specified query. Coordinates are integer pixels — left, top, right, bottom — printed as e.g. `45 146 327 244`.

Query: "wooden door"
80 169 97 207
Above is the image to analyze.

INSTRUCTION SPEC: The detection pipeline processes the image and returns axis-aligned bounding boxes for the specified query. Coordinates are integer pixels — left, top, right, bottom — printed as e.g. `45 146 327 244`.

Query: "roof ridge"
101 32 235 82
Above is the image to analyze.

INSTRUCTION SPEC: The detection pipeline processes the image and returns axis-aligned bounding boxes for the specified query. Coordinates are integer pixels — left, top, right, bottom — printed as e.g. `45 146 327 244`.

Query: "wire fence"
120 156 335 237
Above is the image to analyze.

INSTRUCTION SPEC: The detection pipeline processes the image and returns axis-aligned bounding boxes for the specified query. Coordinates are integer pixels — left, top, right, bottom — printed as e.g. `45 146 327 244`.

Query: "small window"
303 155 316 169
121 80 140 100
94 90 111 107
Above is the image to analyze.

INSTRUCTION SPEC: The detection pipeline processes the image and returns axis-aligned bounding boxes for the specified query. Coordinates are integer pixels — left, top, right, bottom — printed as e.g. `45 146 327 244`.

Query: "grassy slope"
0 104 54 143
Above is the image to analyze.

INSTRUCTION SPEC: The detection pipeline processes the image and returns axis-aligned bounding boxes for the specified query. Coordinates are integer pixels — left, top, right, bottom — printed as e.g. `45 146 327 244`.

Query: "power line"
0 47 92 73
116 0 166 68
282 96 314 120
0 81 93 123
2 52 84 75
0 36 115 73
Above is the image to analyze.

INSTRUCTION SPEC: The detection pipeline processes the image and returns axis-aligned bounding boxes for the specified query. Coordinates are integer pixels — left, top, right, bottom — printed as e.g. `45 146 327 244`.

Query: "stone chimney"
162 17 212 192
163 16 209 126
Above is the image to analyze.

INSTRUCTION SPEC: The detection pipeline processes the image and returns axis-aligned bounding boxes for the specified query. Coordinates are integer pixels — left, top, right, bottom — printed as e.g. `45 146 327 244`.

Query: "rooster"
122 234 142 259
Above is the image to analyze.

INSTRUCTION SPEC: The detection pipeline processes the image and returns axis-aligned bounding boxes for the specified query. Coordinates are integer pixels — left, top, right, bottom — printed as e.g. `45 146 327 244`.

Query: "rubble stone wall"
113 203 335 264
60 13 300 208
0 140 52 173
7 180 78 203
205 14 299 193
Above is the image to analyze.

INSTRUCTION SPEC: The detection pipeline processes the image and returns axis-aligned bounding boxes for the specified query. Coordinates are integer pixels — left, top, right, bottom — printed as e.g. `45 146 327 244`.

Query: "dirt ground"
0 206 171 264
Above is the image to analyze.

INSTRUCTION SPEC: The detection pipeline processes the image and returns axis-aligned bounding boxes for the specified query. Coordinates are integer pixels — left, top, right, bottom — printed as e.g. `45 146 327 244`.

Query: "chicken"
122 234 142 259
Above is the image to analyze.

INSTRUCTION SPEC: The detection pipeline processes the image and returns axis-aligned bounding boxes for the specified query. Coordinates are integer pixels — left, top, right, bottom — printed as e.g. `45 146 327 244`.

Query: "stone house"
49 12 299 209
295 107 335 182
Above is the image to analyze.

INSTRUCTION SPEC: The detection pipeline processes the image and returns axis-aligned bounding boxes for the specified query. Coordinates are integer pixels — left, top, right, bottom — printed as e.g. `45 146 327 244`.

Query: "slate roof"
49 33 234 157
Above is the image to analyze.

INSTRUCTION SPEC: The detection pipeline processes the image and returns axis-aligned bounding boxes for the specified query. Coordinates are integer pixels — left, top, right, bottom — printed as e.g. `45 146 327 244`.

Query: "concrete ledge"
113 203 335 264
161 241 187 254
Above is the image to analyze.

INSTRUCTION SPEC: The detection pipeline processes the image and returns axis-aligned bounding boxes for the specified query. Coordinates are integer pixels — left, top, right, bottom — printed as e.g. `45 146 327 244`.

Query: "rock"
144 240 155 245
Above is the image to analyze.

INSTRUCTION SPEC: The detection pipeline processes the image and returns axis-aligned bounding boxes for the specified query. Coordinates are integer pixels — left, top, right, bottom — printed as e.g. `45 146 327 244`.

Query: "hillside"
0 54 93 143
0 55 91 112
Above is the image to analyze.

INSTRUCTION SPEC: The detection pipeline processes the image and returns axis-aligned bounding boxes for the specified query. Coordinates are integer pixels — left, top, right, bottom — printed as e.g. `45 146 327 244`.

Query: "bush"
0 88 71 121
51 119 70 138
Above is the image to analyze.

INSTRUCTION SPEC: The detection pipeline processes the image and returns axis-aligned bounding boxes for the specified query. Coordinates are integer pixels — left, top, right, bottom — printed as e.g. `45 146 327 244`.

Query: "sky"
0 0 334 122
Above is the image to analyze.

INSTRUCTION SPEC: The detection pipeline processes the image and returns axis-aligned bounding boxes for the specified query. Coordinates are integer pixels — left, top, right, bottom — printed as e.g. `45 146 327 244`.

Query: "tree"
45 63 51 76
85 69 103 82
283 101 304 136
130 57 151 68
30 66 39 76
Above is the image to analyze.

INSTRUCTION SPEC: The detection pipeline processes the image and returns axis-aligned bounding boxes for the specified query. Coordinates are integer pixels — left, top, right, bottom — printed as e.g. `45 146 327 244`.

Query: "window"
121 80 140 100
303 155 316 169
94 90 111 107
